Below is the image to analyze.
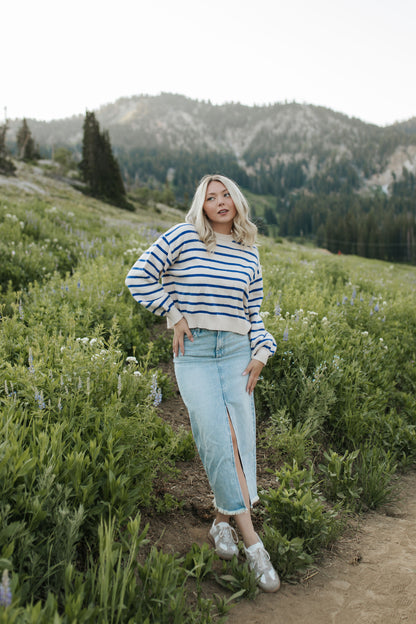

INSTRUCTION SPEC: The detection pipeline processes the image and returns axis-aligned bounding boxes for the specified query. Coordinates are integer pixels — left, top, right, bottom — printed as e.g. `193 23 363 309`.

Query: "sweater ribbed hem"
167 312 250 335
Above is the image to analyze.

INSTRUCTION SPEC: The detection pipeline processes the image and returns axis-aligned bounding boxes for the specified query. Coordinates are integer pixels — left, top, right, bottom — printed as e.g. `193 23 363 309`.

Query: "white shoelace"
217 524 238 545
249 545 271 574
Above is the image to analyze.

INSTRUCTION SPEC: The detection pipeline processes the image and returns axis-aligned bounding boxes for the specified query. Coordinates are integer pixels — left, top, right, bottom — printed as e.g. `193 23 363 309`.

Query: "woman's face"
203 180 237 234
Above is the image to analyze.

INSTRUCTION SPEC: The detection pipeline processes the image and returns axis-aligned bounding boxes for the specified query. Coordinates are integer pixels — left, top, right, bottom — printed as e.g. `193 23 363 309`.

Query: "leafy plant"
319 449 362 509
215 556 259 601
261 524 314 580
260 461 342 556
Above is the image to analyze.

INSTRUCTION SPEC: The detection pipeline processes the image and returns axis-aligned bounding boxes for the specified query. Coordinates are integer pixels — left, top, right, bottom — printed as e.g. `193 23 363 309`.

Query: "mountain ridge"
5 93 416 195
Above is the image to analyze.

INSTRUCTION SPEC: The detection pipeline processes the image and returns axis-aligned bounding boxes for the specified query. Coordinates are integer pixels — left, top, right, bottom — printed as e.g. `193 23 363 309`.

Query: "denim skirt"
174 328 258 516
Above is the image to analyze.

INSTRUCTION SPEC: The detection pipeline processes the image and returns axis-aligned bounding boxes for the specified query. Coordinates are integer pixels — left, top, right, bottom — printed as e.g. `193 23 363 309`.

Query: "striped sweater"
125 223 276 364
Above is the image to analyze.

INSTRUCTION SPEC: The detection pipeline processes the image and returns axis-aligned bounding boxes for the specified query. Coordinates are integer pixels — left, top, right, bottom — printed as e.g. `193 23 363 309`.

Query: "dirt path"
227 470 416 624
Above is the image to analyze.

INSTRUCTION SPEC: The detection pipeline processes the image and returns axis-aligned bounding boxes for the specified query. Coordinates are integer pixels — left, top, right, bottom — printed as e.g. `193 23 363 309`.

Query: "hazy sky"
2 0 415 126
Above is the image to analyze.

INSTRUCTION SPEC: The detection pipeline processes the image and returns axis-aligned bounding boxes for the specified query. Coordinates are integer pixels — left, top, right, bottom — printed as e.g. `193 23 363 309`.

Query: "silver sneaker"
244 539 280 593
208 521 239 560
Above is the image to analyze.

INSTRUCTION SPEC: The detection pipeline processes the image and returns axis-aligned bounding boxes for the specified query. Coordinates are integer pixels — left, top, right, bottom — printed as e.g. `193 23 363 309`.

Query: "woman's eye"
224 192 230 197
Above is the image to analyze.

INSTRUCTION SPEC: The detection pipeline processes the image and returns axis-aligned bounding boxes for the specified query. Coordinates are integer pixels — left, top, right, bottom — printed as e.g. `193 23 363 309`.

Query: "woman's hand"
173 317 193 357
242 359 264 395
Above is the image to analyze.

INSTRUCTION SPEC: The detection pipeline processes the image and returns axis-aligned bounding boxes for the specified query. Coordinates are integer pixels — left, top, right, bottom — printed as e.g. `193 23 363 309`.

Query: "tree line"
278 186 416 263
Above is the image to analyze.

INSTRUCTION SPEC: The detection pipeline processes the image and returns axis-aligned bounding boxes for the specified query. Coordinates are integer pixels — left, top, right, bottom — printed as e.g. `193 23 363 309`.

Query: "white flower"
76 337 90 344
260 311 270 318
126 356 138 364
379 338 384 342
90 338 97 345
361 331 369 336
133 371 142 377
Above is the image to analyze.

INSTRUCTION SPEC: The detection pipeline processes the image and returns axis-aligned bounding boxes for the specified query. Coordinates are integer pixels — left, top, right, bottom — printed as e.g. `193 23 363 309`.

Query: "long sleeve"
247 260 277 364
125 227 183 325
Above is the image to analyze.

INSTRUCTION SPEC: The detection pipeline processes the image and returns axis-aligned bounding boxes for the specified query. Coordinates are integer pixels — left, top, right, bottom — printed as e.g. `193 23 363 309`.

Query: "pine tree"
0 121 16 174
16 119 38 161
79 111 128 208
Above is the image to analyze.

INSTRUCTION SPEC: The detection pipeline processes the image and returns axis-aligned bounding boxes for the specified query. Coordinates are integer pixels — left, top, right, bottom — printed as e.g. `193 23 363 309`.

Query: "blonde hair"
186 174 257 251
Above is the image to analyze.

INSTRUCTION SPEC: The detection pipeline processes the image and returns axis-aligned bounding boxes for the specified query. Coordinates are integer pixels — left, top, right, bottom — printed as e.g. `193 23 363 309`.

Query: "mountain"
4 95 416 264
6 94 416 198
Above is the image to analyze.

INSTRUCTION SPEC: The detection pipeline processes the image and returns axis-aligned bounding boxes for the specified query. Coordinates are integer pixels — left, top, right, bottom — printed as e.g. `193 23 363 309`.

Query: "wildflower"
117 374 122 398
374 303 379 312
282 327 289 342
76 337 89 345
134 371 142 377
89 338 97 346
126 356 138 364
58 398 62 412
352 288 357 299
274 304 281 316
361 331 369 336
19 299 24 320
149 373 162 406
260 311 270 318
86 375 91 396
0 569 12 607
28 348 35 374
35 390 45 409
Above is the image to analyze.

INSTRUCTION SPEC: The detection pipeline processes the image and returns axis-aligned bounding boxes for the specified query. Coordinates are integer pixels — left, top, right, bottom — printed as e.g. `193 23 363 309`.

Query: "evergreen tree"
79 111 128 208
0 121 16 174
16 119 38 161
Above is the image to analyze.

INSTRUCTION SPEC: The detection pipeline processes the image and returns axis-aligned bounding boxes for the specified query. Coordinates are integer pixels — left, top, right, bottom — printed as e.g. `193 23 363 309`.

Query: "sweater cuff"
166 306 183 326
252 347 270 366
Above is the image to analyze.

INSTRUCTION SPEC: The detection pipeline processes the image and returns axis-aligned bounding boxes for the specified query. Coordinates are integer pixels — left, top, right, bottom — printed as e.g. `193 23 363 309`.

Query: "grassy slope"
1 161 416 621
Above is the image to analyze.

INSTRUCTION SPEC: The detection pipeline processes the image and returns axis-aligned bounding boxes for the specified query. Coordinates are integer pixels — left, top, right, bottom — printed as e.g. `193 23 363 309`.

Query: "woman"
125 174 280 592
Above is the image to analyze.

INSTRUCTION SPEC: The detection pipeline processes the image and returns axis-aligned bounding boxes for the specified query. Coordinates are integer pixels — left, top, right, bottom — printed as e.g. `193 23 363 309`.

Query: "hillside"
1 162 416 621
6 94 416 197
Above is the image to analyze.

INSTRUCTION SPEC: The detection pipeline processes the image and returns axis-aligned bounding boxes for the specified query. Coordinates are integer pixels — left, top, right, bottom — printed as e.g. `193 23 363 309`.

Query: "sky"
1 0 415 127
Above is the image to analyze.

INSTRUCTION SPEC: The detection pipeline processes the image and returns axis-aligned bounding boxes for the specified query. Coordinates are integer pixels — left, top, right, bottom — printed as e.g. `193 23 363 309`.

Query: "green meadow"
1 165 416 622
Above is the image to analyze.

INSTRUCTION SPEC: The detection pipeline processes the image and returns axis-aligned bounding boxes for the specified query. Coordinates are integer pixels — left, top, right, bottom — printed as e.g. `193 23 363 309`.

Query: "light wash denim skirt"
174 328 258 516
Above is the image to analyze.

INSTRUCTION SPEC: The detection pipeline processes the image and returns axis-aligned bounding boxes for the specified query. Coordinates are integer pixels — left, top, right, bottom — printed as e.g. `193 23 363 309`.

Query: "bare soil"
145 328 416 623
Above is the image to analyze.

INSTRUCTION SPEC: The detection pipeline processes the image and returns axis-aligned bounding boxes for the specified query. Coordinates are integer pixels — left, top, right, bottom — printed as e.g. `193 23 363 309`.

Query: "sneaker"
244 538 280 593
208 520 239 560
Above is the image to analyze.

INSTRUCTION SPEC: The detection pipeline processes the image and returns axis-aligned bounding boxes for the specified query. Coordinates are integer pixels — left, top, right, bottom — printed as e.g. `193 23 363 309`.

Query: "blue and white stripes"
125 223 276 364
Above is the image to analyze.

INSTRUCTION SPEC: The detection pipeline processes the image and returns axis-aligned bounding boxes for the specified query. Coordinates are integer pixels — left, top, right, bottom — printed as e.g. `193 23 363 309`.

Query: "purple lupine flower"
283 327 289 342
28 349 35 374
0 569 12 607
275 304 281 317
35 390 45 409
374 303 379 312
